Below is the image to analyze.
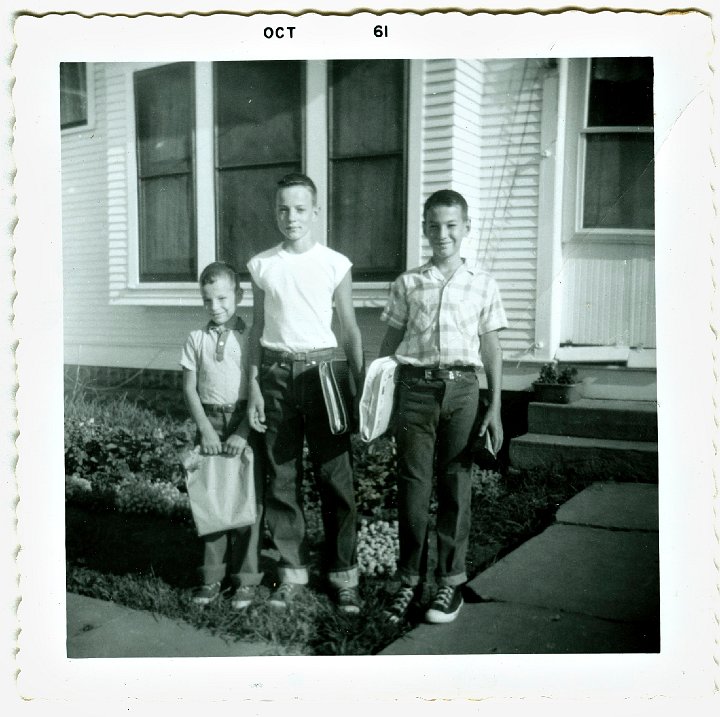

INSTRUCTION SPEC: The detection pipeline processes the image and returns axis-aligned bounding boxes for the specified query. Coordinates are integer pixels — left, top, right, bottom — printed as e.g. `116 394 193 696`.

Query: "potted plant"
532 362 582 404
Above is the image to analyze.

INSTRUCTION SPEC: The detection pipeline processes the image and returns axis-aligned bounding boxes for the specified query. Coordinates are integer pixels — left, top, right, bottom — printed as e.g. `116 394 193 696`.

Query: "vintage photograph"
9 6 717 706
61 56 658 657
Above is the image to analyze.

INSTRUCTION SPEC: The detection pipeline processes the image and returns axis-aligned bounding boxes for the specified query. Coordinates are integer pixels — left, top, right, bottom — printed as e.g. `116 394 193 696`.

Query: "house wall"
62 59 546 380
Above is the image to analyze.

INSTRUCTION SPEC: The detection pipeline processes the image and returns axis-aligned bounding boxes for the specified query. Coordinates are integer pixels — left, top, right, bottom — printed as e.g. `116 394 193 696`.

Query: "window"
60 62 89 129
214 61 303 273
129 60 408 286
580 58 654 232
134 63 196 282
328 60 407 280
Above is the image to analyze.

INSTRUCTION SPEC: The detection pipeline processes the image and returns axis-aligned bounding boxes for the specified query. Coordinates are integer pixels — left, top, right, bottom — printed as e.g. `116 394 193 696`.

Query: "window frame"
565 58 655 246
115 60 422 307
60 62 95 135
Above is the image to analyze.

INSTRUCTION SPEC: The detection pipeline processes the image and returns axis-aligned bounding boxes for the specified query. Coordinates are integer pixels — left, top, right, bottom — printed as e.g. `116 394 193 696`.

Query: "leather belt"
262 347 336 364
400 365 477 381
202 403 240 415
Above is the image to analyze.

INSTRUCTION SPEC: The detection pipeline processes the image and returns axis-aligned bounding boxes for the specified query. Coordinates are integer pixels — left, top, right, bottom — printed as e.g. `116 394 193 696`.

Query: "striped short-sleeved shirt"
381 260 507 368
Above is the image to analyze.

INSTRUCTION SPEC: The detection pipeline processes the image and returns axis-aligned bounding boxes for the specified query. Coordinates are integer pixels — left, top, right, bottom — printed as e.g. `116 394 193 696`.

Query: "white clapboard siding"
475 59 546 356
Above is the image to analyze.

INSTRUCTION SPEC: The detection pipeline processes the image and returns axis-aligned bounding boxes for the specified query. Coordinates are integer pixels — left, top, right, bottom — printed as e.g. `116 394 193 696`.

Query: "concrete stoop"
528 399 658 441
510 398 658 480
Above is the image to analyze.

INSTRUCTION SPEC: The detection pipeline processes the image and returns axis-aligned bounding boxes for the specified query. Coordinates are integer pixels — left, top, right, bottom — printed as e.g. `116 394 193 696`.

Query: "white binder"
359 356 399 443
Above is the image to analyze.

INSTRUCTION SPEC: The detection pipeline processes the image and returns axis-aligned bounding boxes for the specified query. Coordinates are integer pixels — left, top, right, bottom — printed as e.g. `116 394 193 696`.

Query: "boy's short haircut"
423 189 469 221
199 261 240 292
276 172 317 204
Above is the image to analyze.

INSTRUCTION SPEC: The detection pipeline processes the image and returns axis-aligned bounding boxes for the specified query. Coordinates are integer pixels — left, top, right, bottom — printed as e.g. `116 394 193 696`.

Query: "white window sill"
109 282 392 308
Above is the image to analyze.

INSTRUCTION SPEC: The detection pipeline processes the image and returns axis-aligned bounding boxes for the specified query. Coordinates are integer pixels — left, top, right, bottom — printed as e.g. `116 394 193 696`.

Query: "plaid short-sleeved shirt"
381 260 507 367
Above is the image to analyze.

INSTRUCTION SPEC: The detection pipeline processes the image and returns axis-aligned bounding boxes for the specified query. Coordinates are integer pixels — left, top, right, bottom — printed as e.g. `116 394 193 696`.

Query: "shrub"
302 434 398 519
535 362 578 385
65 395 195 492
471 467 504 502
352 435 398 517
114 476 190 517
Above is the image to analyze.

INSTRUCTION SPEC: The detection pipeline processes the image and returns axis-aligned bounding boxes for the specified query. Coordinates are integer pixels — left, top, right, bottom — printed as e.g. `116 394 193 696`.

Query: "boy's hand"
478 405 503 456
247 383 267 433
200 427 223 455
224 432 248 457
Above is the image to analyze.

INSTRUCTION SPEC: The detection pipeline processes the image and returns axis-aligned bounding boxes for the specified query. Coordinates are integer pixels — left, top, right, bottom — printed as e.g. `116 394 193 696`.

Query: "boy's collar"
205 315 246 334
280 237 318 255
422 258 476 275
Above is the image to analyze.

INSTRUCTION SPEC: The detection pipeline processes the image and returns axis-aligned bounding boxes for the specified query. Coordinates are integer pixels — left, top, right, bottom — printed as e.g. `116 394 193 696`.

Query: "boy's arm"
334 270 364 391
182 367 222 455
478 329 504 454
379 326 405 358
224 412 250 456
247 280 267 434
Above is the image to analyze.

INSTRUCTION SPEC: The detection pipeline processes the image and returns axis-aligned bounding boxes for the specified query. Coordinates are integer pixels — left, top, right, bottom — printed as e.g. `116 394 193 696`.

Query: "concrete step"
528 398 658 441
509 432 658 480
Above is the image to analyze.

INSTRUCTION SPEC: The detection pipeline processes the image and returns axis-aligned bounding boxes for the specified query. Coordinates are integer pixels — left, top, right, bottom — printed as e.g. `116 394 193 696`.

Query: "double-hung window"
566 57 654 242
128 60 409 298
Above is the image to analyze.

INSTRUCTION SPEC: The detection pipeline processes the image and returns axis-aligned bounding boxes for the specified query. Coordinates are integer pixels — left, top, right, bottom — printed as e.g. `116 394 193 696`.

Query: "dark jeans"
196 405 265 587
260 357 358 588
395 371 479 587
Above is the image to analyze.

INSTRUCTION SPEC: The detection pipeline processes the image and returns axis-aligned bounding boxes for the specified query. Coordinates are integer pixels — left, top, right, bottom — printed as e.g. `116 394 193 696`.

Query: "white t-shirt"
247 242 352 352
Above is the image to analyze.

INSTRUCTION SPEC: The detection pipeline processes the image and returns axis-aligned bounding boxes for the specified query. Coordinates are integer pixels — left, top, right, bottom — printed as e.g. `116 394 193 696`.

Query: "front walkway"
380 481 659 654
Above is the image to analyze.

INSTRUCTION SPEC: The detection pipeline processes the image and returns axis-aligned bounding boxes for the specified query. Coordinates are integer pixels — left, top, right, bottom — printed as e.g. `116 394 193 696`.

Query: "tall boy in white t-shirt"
247 173 364 614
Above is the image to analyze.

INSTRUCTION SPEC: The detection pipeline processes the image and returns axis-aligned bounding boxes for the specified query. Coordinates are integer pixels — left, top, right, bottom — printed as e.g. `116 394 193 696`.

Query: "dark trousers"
197 406 264 587
395 371 479 587
260 357 358 588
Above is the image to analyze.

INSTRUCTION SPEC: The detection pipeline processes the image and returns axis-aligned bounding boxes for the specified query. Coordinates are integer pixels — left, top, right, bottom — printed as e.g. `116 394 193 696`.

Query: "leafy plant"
535 362 578 385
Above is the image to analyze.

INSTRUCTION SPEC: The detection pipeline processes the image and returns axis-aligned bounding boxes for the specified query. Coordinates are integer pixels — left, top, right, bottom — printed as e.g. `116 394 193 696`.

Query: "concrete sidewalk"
66 592 292 657
380 481 659 654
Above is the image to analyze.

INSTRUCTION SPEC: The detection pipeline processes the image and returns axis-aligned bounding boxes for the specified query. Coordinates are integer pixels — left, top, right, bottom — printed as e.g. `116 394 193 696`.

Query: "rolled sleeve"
380 278 408 330
478 278 508 335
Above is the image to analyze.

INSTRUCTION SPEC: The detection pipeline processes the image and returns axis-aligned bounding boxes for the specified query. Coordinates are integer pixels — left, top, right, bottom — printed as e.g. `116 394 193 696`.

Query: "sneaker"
268 582 304 609
424 585 463 624
334 586 361 615
230 585 255 611
384 585 418 624
191 581 222 606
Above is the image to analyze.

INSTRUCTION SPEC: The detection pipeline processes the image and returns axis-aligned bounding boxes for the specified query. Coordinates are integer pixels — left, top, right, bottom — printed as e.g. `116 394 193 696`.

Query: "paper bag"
358 356 399 443
183 447 257 536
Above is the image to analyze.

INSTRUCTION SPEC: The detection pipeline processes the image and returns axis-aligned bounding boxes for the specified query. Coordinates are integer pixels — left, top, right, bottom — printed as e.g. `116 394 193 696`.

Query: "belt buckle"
423 369 434 380
447 370 457 380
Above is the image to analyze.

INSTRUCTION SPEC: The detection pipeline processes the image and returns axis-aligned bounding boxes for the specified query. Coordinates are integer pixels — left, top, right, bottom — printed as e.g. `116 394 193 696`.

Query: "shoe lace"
392 586 415 611
338 586 358 603
276 583 294 598
433 585 455 609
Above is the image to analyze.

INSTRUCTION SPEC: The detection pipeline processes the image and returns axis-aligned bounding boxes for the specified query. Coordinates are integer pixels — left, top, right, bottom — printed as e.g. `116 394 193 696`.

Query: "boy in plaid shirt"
379 189 507 624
